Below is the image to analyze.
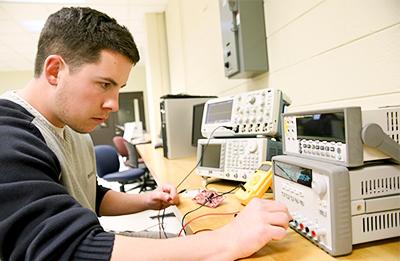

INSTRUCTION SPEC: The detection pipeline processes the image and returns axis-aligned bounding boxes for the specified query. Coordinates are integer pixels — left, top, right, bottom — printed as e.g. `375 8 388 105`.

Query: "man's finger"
263 212 291 229
268 225 288 241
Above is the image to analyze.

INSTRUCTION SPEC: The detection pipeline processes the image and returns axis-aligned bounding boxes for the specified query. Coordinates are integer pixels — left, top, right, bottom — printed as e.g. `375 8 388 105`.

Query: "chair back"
113 136 128 157
94 145 120 178
124 140 139 168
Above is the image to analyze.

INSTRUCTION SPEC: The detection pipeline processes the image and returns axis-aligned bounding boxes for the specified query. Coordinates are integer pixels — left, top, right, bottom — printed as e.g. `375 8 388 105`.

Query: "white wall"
165 0 186 94
0 71 32 93
165 0 400 111
143 12 170 144
3 0 399 138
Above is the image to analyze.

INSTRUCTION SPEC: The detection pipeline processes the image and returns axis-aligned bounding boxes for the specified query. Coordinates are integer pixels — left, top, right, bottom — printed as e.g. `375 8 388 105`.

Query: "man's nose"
103 93 119 112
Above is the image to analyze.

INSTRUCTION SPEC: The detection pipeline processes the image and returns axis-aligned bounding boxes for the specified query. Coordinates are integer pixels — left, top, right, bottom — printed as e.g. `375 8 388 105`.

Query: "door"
117 92 146 131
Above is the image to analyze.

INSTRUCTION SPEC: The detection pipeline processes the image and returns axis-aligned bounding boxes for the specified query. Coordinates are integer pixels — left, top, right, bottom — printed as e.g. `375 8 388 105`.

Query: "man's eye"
100 82 111 89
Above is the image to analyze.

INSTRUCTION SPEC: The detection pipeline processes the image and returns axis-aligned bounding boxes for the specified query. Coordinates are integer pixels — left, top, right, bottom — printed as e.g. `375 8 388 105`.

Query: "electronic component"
282 106 400 167
235 161 273 205
272 155 400 256
197 137 281 182
219 0 268 78
201 88 290 138
160 95 215 159
349 164 400 245
123 121 143 142
192 189 224 208
191 102 207 146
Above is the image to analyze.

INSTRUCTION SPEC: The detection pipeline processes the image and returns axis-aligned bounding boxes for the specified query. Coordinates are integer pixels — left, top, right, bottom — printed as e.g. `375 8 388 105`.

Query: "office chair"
112 136 130 165
113 136 145 168
94 145 146 192
123 140 157 191
123 139 141 168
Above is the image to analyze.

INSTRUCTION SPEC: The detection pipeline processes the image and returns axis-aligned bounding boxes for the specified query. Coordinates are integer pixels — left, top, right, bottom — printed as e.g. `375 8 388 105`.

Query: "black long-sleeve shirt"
0 99 114 260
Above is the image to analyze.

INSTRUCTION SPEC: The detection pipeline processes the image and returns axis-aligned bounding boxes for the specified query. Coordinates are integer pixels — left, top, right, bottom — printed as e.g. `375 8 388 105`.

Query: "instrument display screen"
274 161 312 187
205 100 233 124
295 112 345 142
200 144 222 169
258 163 271 172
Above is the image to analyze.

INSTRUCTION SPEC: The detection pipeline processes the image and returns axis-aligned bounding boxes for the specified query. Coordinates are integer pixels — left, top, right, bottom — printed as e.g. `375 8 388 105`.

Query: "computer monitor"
191 103 206 147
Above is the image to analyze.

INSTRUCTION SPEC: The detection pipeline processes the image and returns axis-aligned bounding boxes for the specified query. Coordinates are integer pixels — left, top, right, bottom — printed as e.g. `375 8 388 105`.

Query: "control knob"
315 228 327 241
249 96 256 104
247 141 258 153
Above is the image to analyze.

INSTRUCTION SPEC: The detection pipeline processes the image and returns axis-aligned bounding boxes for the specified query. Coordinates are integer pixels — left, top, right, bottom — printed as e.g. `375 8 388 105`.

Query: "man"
0 7 291 260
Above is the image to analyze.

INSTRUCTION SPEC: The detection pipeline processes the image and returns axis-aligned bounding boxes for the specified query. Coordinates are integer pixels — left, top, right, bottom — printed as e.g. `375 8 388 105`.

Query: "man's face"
53 50 132 133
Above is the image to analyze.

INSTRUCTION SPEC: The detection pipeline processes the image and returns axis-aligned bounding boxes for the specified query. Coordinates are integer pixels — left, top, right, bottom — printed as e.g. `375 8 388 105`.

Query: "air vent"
362 211 400 232
361 176 400 196
391 133 399 143
387 111 399 143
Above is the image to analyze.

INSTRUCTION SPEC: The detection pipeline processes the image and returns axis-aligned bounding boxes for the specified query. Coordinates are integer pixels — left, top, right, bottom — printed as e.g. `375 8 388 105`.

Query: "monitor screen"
205 100 233 124
295 112 346 142
192 103 206 146
200 144 221 169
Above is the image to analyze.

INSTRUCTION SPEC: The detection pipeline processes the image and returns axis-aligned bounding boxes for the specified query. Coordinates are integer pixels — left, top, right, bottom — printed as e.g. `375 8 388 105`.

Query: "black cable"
181 204 205 231
161 208 168 238
175 126 225 189
161 126 226 237
218 185 240 196
158 189 187 238
206 181 243 194
157 209 162 239
204 179 219 189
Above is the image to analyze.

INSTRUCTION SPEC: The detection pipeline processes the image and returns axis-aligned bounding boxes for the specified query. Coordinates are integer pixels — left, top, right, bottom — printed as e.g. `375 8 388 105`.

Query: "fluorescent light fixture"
0 0 86 3
20 20 45 33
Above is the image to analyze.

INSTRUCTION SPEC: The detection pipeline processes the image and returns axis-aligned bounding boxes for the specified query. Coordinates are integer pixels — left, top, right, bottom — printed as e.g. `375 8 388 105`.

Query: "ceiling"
0 0 168 71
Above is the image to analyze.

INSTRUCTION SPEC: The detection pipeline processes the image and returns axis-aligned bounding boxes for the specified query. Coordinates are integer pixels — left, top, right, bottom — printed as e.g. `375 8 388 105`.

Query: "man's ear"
43 55 66 86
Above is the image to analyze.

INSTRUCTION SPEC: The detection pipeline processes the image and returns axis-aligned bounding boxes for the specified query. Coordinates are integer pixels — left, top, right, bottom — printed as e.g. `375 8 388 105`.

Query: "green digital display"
274 161 312 187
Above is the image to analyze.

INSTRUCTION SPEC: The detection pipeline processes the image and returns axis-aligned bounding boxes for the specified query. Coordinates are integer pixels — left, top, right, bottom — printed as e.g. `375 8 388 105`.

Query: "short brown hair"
34 7 140 77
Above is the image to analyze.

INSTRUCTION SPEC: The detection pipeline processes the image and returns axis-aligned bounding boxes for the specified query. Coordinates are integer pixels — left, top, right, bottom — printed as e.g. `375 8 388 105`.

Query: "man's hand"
217 198 292 259
144 184 180 210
